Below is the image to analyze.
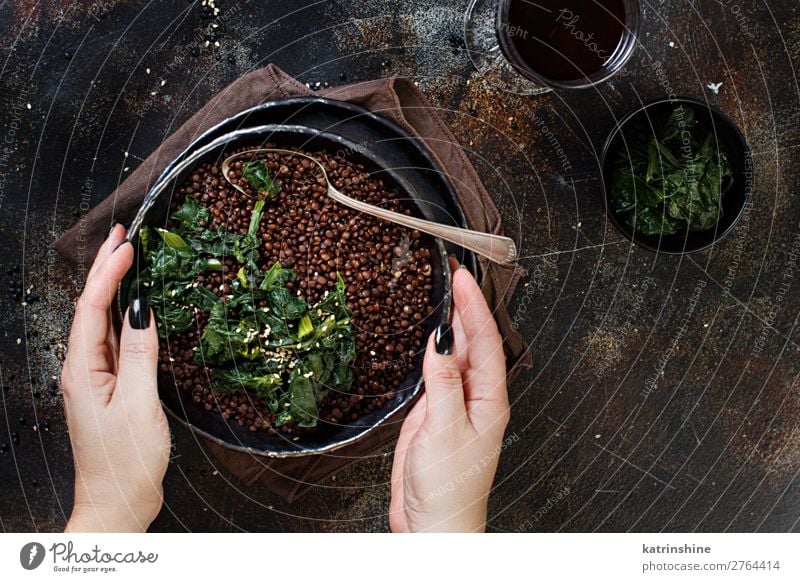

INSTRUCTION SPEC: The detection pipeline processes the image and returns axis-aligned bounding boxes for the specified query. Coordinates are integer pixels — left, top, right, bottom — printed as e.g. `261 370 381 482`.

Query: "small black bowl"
601 97 753 254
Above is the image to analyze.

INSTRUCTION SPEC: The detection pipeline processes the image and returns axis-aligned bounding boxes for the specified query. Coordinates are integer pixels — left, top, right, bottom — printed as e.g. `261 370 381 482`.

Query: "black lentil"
157 147 435 436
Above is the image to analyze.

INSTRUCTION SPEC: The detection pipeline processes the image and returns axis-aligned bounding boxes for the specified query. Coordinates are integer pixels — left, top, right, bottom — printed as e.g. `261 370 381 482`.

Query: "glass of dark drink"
464 0 641 94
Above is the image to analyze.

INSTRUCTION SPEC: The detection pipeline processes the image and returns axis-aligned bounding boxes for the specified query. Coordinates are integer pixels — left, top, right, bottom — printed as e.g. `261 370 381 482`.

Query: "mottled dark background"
1 0 798 532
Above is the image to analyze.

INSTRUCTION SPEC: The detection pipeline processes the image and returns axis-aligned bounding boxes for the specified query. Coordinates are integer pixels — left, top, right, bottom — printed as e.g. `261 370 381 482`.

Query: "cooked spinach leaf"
609 106 734 236
242 160 281 199
137 193 356 428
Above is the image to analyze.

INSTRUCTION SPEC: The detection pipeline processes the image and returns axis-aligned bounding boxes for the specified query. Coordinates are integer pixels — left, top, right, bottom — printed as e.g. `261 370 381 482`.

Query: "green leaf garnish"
298 314 314 339
242 160 281 199
132 195 356 429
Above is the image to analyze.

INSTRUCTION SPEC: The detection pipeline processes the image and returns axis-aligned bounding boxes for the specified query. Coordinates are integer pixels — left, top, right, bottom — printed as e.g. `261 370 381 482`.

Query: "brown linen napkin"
54 65 532 502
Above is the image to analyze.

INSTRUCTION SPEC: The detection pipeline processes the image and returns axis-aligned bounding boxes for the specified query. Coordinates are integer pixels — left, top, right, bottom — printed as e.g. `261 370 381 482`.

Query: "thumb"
422 323 466 428
114 296 160 410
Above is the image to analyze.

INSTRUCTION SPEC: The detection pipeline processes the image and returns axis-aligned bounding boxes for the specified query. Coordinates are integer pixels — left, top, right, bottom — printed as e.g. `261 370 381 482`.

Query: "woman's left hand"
61 225 171 532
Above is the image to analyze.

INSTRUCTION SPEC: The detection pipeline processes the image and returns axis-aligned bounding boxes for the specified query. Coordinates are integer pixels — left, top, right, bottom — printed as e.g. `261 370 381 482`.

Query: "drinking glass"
464 0 641 95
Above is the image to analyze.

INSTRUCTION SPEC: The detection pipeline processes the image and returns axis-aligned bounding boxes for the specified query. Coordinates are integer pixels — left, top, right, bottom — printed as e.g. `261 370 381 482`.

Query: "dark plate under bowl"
601 97 753 254
120 125 451 457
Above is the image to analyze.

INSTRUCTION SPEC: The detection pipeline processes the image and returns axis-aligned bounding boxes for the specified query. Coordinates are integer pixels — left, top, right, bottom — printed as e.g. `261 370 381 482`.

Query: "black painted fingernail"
129 296 151 330
435 323 453 355
108 220 118 237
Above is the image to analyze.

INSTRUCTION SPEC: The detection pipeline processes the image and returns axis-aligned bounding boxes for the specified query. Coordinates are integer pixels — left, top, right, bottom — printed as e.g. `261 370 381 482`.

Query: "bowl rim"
150 96 474 265
600 96 753 254
120 124 452 458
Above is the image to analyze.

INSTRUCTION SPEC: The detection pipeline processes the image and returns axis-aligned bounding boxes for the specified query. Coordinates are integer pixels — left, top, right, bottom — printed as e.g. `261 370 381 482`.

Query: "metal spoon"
221 148 517 265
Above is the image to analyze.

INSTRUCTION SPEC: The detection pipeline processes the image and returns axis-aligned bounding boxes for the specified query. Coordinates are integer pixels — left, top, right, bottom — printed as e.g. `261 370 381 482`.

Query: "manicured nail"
129 296 151 330
458 263 468 270
434 323 453 355
108 220 118 237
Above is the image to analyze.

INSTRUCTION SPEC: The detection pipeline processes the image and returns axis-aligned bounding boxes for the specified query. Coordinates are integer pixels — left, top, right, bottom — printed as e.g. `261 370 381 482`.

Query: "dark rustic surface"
1 0 799 532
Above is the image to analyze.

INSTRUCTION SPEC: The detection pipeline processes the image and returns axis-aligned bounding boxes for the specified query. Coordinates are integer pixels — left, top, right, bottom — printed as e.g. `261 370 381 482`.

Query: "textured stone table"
0 0 798 532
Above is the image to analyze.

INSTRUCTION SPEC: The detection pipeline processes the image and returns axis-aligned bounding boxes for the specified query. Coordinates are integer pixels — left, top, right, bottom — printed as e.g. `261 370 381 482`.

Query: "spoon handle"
328 189 517 265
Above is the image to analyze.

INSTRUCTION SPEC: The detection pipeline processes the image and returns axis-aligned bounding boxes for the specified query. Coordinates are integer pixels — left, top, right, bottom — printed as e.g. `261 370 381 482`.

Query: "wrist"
417 511 487 533
67 493 163 533
408 499 488 533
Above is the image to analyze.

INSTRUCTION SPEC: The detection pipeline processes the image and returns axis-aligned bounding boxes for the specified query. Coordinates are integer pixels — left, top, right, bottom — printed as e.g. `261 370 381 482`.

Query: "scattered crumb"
707 82 723 94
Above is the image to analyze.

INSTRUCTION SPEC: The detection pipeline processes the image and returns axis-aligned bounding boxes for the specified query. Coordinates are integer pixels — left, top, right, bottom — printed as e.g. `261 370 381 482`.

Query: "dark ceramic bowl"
119 125 451 457
601 97 752 254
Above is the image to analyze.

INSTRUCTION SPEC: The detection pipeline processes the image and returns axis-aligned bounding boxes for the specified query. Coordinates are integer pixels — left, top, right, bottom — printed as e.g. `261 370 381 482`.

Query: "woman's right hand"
389 265 510 532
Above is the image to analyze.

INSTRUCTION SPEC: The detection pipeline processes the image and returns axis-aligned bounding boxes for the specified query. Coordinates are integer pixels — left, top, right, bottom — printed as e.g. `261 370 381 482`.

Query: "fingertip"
112 237 133 259
103 223 128 253
422 330 443 371
452 266 483 312
453 262 477 287
447 254 460 273
108 239 134 280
